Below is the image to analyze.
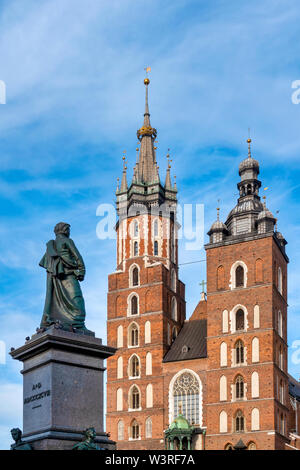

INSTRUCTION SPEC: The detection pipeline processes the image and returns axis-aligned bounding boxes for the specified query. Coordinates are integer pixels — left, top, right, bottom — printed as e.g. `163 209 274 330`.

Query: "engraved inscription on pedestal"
23 379 51 435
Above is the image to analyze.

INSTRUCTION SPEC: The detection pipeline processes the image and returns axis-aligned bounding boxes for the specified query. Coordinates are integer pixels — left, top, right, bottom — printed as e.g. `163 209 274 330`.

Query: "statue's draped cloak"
39 234 86 330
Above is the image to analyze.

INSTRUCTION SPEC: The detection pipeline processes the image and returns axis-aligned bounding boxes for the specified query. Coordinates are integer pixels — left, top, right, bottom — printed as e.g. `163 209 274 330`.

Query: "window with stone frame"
173 372 200 426
130 386 140 409
279 345 283 370
154 240 158 256
131 295 138 315
248 442 257 450
172 327 177 343
131 419 140 439
129 355 140 378
171 297 177 321
236 309 245 331
235 340 244 365
134 221 139 238
235 410 245 432
278 310 283 337
128 323 139 347
255 258 263 283
153 219 159 237
145 417 152 438
134 241 138 257
224 443 234 450
171 269 176 292
235 265 244 287
278 267 283 295
279 380 284 404
117 420 124 440
235 375 244 400
217 265 225 290
132 266 139 286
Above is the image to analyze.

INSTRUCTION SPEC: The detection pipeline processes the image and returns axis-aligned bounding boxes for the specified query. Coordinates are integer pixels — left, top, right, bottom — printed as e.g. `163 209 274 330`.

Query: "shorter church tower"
106 78 186 449
205 139 289 450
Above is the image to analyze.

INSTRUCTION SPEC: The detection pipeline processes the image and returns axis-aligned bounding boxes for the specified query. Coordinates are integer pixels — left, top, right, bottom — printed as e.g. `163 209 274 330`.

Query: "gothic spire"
136 78 158 184
165 151 172 189
120 156 128 192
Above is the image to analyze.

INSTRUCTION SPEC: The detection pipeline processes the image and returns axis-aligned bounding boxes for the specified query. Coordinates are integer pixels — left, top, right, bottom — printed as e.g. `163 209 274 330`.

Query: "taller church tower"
106 78 186 449
205 139 289 450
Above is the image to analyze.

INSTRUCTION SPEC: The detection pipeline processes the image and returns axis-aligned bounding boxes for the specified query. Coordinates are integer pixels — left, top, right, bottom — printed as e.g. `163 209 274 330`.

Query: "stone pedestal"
10 326 116 450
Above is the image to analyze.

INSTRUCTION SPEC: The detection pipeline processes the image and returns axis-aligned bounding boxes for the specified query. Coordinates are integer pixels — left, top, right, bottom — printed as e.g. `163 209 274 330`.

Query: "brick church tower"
204 139 290 450
106 78 186 449
106 79 299 450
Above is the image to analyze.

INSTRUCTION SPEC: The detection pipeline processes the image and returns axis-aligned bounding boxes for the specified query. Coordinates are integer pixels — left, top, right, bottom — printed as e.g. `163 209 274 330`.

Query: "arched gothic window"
255 258 263 283
134 241 138 257
236 309 245 331
129 355 140 378
248 442 257 450
171 227 175 262
131 419 140 439
280 380 284 404
131 295 138 315
280 413 285 435
134 221 139 238
279 345 283 370
153 220 158 237
225 443 234 450
132 266 139 286
217 265 225 290
235 375 244 400
172 327 177 342
173 372 200 425
235 410 245 432
130 386 140 410
145 417 152 438
171 297 177 321
235 340 244 365
278 267 283 295
128 323 139 347
235 265 244 288
154 240 158 256
118 420 124 440
171 269 176 292
278 311 283 337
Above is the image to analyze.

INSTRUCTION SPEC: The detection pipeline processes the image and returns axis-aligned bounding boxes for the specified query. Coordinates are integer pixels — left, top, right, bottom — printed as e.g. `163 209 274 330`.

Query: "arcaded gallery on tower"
106 78 300 451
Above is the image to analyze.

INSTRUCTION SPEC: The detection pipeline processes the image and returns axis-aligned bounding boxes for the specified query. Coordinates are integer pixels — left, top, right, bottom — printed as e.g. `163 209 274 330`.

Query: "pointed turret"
165 152 172 190
119 157 128 193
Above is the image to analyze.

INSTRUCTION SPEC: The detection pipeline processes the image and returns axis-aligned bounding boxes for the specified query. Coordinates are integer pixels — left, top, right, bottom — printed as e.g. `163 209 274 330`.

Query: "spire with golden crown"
136 77 158 184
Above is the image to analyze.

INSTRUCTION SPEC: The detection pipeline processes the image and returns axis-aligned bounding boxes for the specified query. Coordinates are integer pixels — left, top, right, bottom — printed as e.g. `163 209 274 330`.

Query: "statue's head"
84 427 96 441
54 222 70 238
11 428 22 443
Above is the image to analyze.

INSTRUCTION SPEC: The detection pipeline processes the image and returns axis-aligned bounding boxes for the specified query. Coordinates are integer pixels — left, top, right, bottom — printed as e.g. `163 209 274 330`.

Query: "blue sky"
0 0 300 449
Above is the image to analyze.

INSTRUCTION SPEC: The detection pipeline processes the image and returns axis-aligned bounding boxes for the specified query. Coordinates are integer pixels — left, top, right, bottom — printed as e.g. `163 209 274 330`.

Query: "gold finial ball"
247 138 251 143
144 78 150 85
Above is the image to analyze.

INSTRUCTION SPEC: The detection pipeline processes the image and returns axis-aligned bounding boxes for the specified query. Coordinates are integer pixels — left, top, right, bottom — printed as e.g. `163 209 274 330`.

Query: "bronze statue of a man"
10 428 32 450
72 427 101 450
39 222 91 334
